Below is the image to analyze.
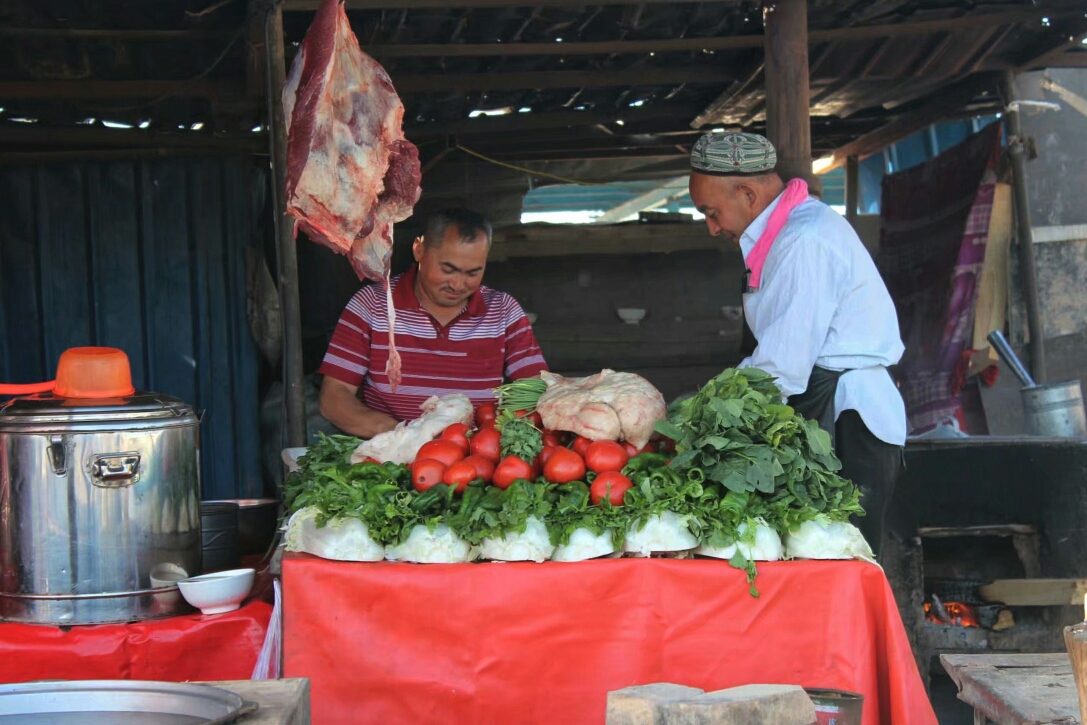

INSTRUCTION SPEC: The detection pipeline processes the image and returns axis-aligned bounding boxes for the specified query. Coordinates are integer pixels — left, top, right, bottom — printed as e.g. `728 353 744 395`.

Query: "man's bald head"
688 171 785 244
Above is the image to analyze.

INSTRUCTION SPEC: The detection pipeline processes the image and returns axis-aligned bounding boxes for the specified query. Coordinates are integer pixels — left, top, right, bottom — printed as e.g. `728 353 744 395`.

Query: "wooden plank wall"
0 157 263 500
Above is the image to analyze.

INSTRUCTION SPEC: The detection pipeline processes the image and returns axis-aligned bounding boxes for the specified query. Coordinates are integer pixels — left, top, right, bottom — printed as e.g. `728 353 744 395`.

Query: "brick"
606 683 707 725
659 684 816 725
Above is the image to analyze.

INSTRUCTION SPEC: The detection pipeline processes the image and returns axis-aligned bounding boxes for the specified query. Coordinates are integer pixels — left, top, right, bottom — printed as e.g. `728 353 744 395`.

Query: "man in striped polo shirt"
318 208 549 438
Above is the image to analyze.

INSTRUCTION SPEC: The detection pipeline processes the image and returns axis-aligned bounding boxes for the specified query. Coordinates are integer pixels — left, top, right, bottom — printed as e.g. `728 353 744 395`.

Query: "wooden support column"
845 155 859 226
763 0 819 195
1002 70 1047 383
266 7 307 448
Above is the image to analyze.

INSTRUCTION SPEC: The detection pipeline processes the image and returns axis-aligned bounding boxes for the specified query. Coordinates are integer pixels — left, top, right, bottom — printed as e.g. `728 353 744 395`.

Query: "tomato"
492 456 534 490
411 458 447 492
538 446 559 467
476 401 498 428
469 427 502 463
416 439 465 467
621 441 654 457
584 440 629 474
359 456 381 464
571 436 593 458
590 471 633 506
544 447 586 484
514 410 544 428
541 431 563 449
440 423 471 455
462 455 495 483
658 437 677 454
442 460 480 493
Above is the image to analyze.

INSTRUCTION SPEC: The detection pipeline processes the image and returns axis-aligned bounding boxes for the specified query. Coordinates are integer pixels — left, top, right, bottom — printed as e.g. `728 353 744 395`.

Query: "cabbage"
385 524 477 564
696 518 782 561
479 516 554 562
623 511 699 555
284 507 384 562
551 527 617 562
784 515 874 563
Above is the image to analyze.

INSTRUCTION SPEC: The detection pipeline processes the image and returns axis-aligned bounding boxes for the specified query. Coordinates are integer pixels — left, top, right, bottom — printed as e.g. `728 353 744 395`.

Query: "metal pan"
0 680 257 725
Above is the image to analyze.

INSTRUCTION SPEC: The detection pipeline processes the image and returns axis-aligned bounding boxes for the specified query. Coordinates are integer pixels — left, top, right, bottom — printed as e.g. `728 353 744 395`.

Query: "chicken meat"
350 394 474 464
535 370 666 449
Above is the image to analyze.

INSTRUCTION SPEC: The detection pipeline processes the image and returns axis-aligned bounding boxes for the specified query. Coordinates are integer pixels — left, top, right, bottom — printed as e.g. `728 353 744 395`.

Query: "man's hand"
319 377 399 439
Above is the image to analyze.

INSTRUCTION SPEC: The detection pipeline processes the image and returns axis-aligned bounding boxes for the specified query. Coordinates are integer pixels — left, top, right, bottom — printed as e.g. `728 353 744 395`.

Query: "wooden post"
845 155 859 226
763 0 819 195
265 7 307 448
1002 70 1047 383
1064 622 1087 725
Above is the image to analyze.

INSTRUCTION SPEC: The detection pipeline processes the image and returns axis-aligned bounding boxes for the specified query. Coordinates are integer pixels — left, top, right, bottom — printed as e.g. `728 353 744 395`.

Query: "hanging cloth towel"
744 177 810 291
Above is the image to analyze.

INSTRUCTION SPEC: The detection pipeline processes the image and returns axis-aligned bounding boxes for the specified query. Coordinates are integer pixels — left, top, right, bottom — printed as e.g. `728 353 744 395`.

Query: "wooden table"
205 679 310 725
941 654 1080 725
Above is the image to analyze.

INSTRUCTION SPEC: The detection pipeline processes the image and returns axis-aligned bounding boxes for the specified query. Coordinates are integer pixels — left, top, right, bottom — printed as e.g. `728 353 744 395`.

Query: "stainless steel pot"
0 392 202 625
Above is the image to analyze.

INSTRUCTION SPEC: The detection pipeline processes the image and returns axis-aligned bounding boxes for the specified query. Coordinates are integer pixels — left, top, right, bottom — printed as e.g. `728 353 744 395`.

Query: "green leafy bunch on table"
284 367 874 595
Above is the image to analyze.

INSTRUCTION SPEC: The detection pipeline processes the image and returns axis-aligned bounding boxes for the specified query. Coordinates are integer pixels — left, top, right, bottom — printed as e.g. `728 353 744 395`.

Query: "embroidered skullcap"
690 132 777 176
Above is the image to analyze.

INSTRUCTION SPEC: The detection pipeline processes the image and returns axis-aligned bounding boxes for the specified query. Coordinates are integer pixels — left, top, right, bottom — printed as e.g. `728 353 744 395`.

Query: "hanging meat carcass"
283 0 421 388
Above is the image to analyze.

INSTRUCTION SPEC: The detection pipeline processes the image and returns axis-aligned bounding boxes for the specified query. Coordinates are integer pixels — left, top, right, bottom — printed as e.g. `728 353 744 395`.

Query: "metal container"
200 501 240 572
805 689 864 725
1022 380 1087 439
0 392 202 625
205 498 280 557
0 680 255 725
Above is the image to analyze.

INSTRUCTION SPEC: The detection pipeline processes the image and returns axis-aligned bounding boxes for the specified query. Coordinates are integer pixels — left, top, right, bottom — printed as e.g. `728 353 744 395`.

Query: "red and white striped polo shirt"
319 265 549 421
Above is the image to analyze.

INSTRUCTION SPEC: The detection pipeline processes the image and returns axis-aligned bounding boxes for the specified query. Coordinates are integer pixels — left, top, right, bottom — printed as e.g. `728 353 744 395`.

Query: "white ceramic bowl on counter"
177 568 255 615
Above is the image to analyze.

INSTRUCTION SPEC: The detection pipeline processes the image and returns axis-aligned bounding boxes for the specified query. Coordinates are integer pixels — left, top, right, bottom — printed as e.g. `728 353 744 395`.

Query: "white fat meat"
350 394 474 464
536 370 667 448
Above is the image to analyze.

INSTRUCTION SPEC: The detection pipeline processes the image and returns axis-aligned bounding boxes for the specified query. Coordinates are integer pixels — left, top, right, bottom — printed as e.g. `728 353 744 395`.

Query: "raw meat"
283 0 421 388
536 370 667 449
350 394 474 464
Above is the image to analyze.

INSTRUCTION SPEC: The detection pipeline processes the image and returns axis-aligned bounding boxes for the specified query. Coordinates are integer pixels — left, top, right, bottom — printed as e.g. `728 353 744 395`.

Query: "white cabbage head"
785 515 874 563
385 524 477 564
479 516 555 563
284 507 384 562
551 528 616 562
696 518 782 562
623 511 699 556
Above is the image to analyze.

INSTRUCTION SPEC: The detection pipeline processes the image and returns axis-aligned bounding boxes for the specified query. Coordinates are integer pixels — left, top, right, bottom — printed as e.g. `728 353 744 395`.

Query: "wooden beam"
490 222 724 259
361 10 1059 58
392 68 733 93
979 579 1087 606
763 0 813 189
0 28 231 41
815 72 1001 172
594 176 689 223
286 0 727 9
0 125 264 152
0 80 236 100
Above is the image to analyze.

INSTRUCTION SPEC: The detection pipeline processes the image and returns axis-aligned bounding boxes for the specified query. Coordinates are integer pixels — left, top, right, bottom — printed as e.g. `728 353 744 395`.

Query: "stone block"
659 684 816 725
606 683 707 725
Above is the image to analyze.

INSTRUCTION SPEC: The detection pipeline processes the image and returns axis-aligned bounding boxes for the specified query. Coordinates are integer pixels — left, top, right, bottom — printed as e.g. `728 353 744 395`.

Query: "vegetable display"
285 368 870 594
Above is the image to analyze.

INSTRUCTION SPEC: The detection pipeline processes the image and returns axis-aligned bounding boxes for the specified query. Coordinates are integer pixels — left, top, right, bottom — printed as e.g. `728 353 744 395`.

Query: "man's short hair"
423 208 493 249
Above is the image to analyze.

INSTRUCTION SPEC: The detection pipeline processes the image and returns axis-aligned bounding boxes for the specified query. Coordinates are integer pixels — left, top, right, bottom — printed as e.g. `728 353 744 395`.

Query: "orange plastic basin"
53 347 135 398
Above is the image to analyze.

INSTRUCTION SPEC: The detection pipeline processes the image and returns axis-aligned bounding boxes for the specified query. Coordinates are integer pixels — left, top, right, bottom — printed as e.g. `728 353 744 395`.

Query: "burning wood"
925 596 980 628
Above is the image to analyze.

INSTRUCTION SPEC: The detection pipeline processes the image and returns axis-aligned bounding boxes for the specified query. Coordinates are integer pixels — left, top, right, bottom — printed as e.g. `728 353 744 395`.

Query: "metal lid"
0 391 196 429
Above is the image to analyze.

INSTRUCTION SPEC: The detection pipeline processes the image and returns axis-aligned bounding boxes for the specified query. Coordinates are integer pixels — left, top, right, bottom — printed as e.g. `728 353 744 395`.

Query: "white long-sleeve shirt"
738 193 907 446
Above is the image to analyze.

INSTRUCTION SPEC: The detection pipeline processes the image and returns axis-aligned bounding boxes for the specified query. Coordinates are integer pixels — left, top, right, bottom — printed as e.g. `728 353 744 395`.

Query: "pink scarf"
745 177 809 290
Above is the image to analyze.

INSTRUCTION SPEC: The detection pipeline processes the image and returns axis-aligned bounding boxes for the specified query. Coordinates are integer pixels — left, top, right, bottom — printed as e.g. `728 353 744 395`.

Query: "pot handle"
90 452 141 488
47 435 67 477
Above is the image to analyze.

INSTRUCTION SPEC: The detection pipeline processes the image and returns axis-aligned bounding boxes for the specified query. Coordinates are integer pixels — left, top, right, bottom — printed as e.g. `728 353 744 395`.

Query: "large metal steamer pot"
0 393 202 625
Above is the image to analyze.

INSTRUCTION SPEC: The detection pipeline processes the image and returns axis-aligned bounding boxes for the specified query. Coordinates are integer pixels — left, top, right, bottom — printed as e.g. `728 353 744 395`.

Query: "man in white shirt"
688 132 907 556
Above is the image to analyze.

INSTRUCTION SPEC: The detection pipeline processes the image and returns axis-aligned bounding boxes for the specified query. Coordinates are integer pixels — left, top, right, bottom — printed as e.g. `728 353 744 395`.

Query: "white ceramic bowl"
178 568 255 615
616 307 647 324
149 562 189 606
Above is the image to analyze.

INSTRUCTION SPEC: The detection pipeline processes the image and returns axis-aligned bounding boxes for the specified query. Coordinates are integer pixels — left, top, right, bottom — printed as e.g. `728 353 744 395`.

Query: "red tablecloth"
283 554 936 725
0 599 272 683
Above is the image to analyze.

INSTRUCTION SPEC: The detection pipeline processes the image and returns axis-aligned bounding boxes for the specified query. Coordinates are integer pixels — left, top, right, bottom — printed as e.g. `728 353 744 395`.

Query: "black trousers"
835 409 902 558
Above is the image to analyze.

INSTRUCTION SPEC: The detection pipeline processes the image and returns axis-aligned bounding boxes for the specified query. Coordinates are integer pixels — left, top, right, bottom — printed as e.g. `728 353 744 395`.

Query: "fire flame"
924 601 980 628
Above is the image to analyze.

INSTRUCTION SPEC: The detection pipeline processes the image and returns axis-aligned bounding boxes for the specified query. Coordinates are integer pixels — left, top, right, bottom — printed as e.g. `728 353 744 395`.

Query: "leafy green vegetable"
448 479 555 545
494 376 547 413
545 481 628 548
496 410 544 462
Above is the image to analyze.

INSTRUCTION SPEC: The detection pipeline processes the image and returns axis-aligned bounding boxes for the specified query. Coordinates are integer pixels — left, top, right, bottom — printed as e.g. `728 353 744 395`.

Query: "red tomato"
514 410 544 428
492 456 534 490
584 440 629 474
462 455 495 483
590 471 633 506
544 447 586 484
621 441 654 458
469 427 502 463
538 446 559 467
476 401 498 428
541 432 563 449
440 423 471 455
571 436 593 458
411 459 447 492
658 437 677 454
416 439 465 467
442 460 480 493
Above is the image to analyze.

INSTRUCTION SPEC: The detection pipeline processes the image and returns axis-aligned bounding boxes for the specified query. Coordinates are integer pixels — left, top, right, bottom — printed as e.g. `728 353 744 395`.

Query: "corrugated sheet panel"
0 157 263 500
